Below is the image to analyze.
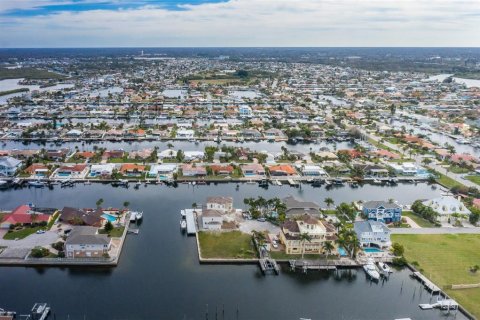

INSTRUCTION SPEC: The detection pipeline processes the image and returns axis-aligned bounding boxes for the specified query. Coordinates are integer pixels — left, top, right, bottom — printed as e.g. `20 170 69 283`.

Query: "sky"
0 0 479 48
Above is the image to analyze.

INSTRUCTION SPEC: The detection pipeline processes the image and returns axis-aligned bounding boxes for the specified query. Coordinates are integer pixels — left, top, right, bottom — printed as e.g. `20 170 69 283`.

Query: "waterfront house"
184 151 205 162
119 164 146 177
280 215 336 255
176 129 195 139
0 205 52 229
283 195 321 217
354 220 391 249
89 164 116 178
241 163 265 177
54 164 89 179
102 149 125 161
422 196 471 222
148 164 177 180
201 209 224 230
268 164 297 176
65 226 111 258
389 162 419 176
300 165 329 177
0 156 22 177
210 164 234 175
362 165 389 177
46 148 70 161
25 163 49 178
181 164 207 177
206 196 233 213
60 207 103 227
362 200 402 223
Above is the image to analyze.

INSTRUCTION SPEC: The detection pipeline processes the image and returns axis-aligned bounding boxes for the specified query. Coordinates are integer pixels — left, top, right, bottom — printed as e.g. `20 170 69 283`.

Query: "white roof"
422 196 471 216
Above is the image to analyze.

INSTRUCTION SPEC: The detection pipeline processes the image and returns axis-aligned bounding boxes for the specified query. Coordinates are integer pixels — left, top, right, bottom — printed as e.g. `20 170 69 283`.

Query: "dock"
127 228 139 234
289 258 359 273
259 258 280 275
413 271 441 293
184 209 197 235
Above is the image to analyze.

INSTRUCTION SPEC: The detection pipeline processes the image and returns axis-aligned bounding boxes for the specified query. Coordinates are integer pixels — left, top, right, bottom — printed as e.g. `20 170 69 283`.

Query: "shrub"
392 243 405 256
51 241 64 251
30 247 50 258
392 256 407 267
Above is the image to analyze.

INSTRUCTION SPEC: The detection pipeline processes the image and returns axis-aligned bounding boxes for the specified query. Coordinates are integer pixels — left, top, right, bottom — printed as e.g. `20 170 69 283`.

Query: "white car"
36 230 46 234
272 240 278 249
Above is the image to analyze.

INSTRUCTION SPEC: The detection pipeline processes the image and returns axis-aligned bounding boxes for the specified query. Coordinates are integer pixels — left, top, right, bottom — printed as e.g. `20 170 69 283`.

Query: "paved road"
391 227 480 234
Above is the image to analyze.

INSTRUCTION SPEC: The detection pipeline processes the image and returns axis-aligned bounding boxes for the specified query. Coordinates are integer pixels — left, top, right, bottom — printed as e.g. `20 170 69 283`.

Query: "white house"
89 164 116 178
354 221 391 249
0 156 23 177
205 196 233 213
201 209 224 230
176 129 195 139
184 151 205 161
390 162 419 176
301 165 329 177
422 196 471 222
148 164 177 180
65 226 111 258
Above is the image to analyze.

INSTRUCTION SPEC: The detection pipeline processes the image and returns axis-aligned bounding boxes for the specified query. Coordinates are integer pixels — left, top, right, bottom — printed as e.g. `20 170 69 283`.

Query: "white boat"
373 178 382 184
363 259 380 280
13 178 21 185
119 179 129 185
129 211 143 222
180 210 186 218
180 220 187 229
377 261 392 276
28 180 45 188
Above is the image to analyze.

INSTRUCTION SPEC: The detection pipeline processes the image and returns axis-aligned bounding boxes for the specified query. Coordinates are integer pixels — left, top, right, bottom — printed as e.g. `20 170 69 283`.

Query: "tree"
322 241 334 261
192 202 197 209
324 197 334 209
176 150 185 163
299 232 313 259
392 243 404 256
123 201 130 209
104 221 113 233
96 198 104 208
30 212 39 225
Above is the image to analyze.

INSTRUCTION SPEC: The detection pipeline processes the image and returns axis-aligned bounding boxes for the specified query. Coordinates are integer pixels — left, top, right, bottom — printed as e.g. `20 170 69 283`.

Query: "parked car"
36 229 46 234
257 217 266 222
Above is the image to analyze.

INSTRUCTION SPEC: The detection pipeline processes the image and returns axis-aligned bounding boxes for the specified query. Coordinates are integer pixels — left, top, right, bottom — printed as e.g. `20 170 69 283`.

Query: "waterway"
427 74 480 89
0 183 464 320
0 78 74 104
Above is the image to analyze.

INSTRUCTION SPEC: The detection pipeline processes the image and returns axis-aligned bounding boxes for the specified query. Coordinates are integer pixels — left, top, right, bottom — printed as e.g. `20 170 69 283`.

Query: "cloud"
0 0 479 47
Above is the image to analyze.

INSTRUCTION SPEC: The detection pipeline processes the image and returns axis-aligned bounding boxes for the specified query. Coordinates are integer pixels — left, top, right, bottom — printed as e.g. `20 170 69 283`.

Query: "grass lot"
466 175 480 186
402 211 437 228
99 226 125 237
435 172 464 189
0 67 65 80
3 226 42 240
448 166 472 174
198 231 257 259
392 234 480 318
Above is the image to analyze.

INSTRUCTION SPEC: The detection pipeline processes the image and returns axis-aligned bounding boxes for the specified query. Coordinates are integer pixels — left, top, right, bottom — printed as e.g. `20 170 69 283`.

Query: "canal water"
0 183 465 320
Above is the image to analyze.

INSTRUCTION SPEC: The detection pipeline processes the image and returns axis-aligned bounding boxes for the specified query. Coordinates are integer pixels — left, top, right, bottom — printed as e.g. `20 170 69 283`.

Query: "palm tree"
322 241 334 262
96 198 104 208
123 201 130 209
324 197 334 209
192 202 197 209
299 232 313 260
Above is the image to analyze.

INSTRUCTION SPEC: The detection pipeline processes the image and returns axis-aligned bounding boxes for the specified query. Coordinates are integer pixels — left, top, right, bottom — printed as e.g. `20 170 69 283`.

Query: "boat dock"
413 271 441 293
184 209 197 235
259 258 280 275
289 259 359 273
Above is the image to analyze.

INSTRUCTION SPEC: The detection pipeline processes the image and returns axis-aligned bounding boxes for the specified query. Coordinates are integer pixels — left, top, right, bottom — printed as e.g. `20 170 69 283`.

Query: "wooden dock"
289 258 360 273
413 271 441 293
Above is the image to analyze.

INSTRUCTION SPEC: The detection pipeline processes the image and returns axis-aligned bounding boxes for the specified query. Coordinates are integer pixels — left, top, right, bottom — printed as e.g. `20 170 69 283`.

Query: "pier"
184 209 197 235
259 258 280 275
289 258 360 273
412 271 441 293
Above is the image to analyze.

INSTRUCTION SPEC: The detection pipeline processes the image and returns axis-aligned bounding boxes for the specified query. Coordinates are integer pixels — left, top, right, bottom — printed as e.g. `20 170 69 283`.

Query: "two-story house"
65 226 111 258
362 201 402 223
354 220 391 249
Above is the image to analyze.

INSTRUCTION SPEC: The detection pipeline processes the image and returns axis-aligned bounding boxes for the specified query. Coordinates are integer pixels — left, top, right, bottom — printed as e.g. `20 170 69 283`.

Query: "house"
46 148 70 161
206 196 233 212
354 220 391 249
0 205 51 229
54 164 88 179
422 196 471 222
25 163 49 177
241 163 265 176
363 165 389 177
102 149 125 161
60 207 104 227
239 105 252 118
390 162 419 176
280 215 336 255
120 164 146 177
148 164 177 180
176 129 195 139
210 164 234 175
362 201 402 223
201 209 224 230
301 165 328 177
65 226 111 258
181 164 207 176
184 151 205 161
283 195 321 217
0 156 22 177
268 164 297 176
89 164 116 178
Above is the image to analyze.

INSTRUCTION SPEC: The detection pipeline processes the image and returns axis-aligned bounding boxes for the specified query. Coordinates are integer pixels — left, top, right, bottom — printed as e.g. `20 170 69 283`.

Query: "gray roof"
283 196 321 216
66 226 110 246
354 220 390 235
0 156 22 168
363 201 400 210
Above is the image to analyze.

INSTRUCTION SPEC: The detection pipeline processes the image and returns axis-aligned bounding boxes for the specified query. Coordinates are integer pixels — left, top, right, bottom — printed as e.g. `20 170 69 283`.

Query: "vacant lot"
402 211 437 228
392 234 480 318
198 231 257 259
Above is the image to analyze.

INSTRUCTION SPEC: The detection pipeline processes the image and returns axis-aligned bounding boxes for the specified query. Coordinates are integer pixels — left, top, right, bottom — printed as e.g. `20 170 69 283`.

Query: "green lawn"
3 226 42 240
448 166 472 174
392 234 480 318
99 226 125 237
435 172 464 189
402 211 437 228
198 231 257 259
466 175 480 186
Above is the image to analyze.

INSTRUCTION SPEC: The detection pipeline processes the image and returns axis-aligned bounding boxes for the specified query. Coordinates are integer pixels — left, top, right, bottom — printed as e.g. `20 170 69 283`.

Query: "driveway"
0 231 60 249
239 219 280 235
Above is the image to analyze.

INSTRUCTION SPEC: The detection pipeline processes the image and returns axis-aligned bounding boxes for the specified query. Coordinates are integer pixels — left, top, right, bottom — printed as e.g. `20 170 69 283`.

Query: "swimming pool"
363 247 383 253
101 213 117 222
337 247 347 256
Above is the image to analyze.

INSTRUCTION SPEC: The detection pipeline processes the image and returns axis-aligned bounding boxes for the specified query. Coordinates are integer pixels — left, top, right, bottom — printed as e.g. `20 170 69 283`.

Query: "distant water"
427 74 480 88
0 183 465 320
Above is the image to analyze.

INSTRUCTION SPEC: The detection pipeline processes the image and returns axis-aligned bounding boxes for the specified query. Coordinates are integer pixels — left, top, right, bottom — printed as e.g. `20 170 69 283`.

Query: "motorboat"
377 261 392 276
129 211 143 222
363 259 380 280
180 220 187 229
28 180 46 188
372 178 382 184
180 210 186 218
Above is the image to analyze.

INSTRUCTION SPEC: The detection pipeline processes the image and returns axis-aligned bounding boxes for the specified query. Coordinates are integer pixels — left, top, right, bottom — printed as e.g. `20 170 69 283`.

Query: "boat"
180 210 186 218
363 259 380 280
119 179 129 185
312 179 323 187
180 220 187 229
0 180 8 188
377 261 392 276
419 298 459 310
12 178 21 185
246 180 256 184
372 178 382 184
333 178 344 186
258 179 269 187
28 180 46 188
129 211 143 222
134 181 141 188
